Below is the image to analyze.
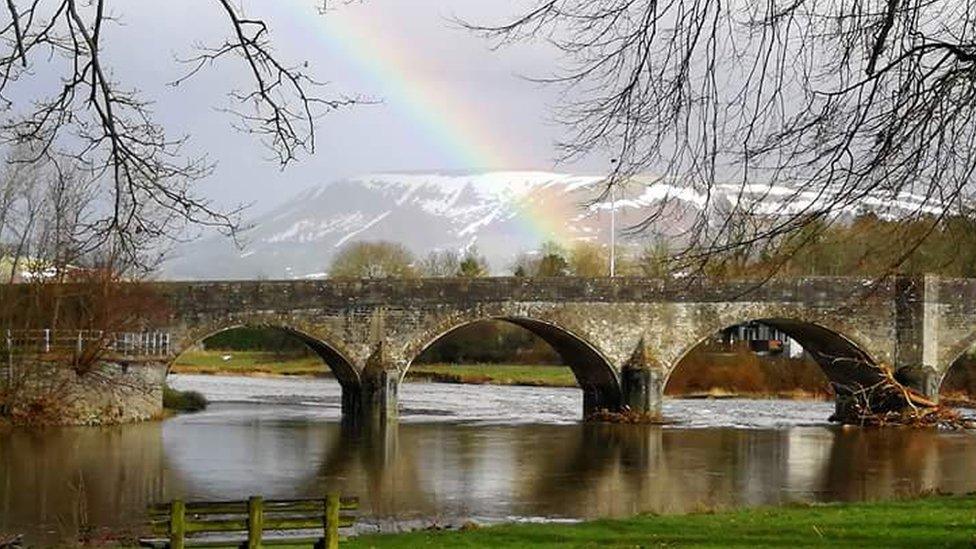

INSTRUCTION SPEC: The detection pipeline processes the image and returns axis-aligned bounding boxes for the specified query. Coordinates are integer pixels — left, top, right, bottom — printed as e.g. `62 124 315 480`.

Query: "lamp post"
610 185 616 277
609 159 617 277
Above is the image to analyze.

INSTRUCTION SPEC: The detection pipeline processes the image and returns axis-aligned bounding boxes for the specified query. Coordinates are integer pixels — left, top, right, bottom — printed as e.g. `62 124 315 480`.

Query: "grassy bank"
171 351 576 386
170 352 834 398
170 351 836 397
406 363 576 387
345 495 976 548
171 350 330 377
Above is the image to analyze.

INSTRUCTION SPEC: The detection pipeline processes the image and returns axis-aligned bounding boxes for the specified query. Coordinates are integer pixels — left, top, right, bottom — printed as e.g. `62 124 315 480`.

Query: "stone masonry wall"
3 361 166 426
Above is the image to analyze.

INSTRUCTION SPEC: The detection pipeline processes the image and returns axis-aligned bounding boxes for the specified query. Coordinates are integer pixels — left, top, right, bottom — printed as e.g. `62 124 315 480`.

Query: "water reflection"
0 422 171 542
2 401 975 544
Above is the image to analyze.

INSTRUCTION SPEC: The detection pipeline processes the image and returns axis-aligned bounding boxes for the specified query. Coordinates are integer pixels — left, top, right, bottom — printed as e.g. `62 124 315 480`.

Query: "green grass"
344 495 976 548
405 363 577 387
171 350 330 377
172 351 577 387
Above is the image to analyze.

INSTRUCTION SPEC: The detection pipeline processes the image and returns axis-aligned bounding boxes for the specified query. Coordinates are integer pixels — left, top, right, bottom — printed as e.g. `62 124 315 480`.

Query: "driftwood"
0 534 23 548
585 407 673 425
830 370 975 429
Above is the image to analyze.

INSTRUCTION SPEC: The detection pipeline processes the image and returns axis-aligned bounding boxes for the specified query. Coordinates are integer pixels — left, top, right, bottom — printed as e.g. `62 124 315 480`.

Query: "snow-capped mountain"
162 171 670 280
160 170 944 280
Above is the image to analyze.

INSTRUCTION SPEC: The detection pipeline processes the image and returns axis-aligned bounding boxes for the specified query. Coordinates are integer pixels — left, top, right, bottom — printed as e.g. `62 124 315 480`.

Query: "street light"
609 159 617 277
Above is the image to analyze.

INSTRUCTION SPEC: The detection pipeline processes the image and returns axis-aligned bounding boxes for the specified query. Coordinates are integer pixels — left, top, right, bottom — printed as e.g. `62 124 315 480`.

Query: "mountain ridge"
160 170 942 280
162 171 622 280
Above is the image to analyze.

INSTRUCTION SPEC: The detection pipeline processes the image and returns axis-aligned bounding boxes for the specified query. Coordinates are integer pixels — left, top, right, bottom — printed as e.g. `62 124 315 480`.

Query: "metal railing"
2 328 172 359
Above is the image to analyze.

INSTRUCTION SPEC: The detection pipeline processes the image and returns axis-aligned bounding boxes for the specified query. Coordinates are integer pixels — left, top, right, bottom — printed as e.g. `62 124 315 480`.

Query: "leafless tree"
465 0 976 277
0 143 95 281
0 144 47 283
329 240 417 279
0 1 358 267
419 249 461 278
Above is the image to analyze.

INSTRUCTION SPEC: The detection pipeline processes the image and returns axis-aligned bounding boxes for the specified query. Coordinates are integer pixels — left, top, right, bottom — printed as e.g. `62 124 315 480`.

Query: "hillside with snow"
160 170 942 280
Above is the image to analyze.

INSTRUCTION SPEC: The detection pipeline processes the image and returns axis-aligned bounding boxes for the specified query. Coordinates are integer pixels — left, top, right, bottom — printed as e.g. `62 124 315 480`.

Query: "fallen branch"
830 370 974 429
586 407 673 425
940 395 976 410
839 405 975 430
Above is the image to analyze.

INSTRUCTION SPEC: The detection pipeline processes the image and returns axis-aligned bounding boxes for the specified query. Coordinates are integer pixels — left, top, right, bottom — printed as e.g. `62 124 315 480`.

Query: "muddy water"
1 375 975 544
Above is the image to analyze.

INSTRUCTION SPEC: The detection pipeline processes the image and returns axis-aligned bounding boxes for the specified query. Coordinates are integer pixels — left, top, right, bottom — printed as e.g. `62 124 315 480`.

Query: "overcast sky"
77 0 611 216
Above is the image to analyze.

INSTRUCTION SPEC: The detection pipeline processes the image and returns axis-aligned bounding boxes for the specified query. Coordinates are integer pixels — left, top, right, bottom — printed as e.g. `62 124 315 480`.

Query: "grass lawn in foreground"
345 495 976 548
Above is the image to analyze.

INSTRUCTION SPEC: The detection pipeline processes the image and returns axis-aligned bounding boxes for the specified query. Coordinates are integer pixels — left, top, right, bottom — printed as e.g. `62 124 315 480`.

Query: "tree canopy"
329 241 416 279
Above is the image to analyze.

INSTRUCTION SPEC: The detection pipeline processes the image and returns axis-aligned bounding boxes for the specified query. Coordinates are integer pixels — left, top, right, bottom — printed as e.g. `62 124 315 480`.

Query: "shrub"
163 385 207 412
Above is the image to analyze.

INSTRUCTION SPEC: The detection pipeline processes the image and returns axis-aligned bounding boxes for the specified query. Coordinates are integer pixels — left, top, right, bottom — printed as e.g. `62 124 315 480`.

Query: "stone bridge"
147 275 976 423
153 276 976 418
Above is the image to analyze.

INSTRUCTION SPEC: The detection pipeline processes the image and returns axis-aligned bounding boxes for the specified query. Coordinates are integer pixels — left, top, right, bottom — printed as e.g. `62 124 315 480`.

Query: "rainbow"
284 2 517 171
280 4 609 251
511 176 604 249
518 197 581 250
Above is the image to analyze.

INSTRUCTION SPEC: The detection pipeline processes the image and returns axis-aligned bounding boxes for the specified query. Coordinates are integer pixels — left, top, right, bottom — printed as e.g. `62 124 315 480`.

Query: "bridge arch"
938 339 976 401
403 316 622 415
942 329 976 382
169 323 361 388
665 317 885 395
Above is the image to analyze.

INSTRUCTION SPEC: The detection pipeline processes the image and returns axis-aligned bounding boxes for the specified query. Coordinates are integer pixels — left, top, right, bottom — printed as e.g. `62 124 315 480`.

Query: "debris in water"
585 407 673 424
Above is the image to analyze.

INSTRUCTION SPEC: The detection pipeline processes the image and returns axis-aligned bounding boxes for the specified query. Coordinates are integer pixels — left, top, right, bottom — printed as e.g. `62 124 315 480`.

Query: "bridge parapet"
152 276 897 310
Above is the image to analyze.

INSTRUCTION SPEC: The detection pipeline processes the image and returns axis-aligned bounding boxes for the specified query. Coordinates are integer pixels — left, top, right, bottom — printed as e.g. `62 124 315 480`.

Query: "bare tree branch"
0 1 357 268
464 0 976 278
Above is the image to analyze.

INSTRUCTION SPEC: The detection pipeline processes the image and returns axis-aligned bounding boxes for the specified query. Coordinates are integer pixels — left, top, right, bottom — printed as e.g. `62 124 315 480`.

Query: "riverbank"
405 363 576 387
171 351 832 397
171 351 578 387
171 350 329 377
346 494 976 548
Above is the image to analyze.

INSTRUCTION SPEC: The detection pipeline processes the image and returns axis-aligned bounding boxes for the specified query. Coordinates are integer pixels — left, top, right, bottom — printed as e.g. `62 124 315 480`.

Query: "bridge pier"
893 365 941 402
348 370 398 426
893 275 942 401
618 340 664 416
620 366 664 416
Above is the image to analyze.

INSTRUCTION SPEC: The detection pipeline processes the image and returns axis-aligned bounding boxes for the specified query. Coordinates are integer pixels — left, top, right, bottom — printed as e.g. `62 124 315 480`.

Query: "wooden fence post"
247 496 264 549
324 493 340 549
169 499 186 549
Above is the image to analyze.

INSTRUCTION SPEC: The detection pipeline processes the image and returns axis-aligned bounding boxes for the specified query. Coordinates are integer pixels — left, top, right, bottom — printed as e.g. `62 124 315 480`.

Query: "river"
2 375 975 544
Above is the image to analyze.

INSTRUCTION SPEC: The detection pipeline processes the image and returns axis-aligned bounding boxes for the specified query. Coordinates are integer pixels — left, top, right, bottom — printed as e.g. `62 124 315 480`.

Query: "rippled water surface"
2 375 975 544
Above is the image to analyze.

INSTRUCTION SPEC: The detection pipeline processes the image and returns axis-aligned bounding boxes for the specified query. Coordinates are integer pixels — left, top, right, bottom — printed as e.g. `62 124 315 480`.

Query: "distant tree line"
202 322 560 365
325 214 976 281
326 239 670 279
414 321 560 365
203 327 312 358
329 242 489 279
702 214 976 280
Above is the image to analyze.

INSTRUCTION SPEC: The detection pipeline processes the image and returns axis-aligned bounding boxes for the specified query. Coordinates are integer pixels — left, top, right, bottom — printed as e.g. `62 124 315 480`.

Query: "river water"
2 375 975 544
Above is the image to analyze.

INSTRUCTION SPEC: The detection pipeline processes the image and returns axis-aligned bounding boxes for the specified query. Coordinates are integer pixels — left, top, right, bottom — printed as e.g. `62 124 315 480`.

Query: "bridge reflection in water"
2 401 975 545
